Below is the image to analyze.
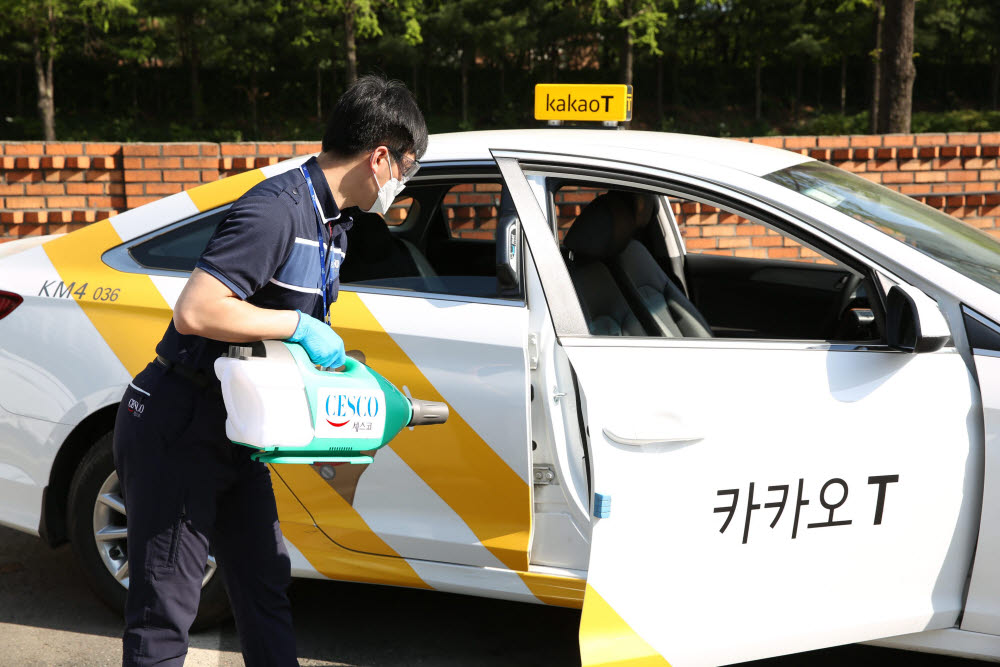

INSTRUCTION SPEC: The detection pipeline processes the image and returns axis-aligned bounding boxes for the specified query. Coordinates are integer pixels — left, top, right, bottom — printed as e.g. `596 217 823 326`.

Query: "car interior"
553 183 884 343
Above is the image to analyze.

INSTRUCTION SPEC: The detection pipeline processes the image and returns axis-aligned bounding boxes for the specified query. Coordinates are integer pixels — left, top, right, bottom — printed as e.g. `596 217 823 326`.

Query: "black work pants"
113 361 298 666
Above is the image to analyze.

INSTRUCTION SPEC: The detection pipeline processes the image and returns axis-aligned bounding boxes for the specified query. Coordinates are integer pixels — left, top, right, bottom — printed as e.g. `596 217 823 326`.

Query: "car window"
551 179 881 342
128 207 229 272
340 175 522 302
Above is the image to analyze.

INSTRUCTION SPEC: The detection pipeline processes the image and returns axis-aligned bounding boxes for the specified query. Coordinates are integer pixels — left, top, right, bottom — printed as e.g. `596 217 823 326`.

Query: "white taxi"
1 128 999 665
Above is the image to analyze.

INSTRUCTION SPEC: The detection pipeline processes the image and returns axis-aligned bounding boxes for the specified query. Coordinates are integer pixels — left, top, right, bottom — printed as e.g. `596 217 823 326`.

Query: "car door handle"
602 414 704 447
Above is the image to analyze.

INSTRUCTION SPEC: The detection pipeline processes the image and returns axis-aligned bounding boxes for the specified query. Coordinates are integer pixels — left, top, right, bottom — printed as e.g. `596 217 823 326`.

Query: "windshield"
765 160 1000 295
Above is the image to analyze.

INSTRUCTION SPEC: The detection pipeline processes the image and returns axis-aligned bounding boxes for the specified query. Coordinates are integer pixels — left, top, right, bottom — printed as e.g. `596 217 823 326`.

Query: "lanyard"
300 165 334 325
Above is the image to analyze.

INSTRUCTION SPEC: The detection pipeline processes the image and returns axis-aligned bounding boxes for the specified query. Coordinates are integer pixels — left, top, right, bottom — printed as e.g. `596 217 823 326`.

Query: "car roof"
421 129 812 178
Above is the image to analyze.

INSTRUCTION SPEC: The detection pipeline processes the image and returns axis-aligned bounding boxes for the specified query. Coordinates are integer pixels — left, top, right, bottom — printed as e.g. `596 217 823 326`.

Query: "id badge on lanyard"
300 165 333 325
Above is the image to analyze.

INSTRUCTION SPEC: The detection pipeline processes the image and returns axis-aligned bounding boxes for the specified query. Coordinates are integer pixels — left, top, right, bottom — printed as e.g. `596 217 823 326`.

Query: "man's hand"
286 311 346 368
173 268 300 342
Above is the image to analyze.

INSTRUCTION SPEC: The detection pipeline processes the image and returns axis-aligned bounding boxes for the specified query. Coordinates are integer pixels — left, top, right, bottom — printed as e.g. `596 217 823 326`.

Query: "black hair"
322 74 428 160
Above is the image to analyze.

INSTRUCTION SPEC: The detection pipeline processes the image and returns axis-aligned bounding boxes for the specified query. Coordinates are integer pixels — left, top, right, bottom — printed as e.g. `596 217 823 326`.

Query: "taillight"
0 291 23 321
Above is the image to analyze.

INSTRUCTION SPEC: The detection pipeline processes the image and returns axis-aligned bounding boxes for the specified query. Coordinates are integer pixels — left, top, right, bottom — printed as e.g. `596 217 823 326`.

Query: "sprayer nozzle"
408 398 449 426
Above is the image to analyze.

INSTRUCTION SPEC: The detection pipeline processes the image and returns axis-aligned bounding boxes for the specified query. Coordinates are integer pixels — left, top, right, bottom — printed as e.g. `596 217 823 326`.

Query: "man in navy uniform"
112 75 426 666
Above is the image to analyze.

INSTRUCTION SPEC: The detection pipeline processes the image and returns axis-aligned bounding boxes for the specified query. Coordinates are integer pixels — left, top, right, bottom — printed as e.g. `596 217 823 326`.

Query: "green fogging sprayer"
213 340 448 464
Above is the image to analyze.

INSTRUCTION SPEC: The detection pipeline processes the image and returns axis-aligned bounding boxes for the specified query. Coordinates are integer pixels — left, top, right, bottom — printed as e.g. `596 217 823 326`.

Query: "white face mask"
366 154 406 216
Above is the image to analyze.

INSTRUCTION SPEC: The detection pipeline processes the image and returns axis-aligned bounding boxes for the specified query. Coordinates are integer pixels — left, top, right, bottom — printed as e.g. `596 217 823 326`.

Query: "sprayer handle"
323 350 368 373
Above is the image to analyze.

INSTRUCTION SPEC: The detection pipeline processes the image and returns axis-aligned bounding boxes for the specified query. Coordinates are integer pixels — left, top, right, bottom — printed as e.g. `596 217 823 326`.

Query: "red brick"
752 137 784 148
127 171 161 182
0 211 24 223
875 147 895 160
947 133 980 145
7 223 46 237
254 157 279 167
0 184 24 195
22 211 48 223
162 144 203 157
45 143 83 155
718 236 750 248
939 145 960 158
293 142 322 155
162 170 200 183
733 248 769 259
91 157 116 170
144 157 182 169
231 157 254 170
769 247 802 259
967 194 987 206
219 157 233 171
7 170 42 182
125 183 145 195
123 144 161 157
980 170 1000 182
686 238 717 250
931 183 965 193
961 146 980 158
925 195 945 207
818 136 849 148
831 148 851 161
122 157 143 169
7 196 44 209
221 143 256 156
702 225 737 237
947 170 978 183
47 196 86 208
85 143 122 156
983 145 1000 157
752 235 784 247
108 183 125 196
256 143 294 156
14 157 40 169
783 136 816 149
899 185 925 195
40 156 65 169
145 183 184 195
853 148 873 160
916 134 947 146
0 157 14 169
840 161 867 173
915 171 946 183
66 183 105 195
46 210 72 223
183 157 219 169
72 210 97 222
5 143 44 155
881 172 913 184
946 195 965 207
66 156 91 169
899 159 931 171
896 147 917 159
918 146 938 159
25 183 65 195
200 170 218 181
935 157 962 170
809 149 830 160
883 134 916 147
849 135 882 148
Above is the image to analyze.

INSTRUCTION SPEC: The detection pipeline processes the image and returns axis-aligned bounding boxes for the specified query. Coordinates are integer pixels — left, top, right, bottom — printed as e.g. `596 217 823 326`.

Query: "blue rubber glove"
286 310 346 368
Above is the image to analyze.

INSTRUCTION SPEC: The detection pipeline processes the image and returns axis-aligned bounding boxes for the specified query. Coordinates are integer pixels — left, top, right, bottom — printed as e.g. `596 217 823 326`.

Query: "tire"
67 431 231 631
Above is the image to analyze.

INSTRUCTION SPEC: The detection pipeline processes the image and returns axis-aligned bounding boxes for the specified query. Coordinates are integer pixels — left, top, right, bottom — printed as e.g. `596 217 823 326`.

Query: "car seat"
603 192 714 338
340 211 439 284
563 195 647 336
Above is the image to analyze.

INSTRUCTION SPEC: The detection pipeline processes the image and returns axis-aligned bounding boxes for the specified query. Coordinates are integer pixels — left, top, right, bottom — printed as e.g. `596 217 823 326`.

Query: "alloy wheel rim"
91 471 217 588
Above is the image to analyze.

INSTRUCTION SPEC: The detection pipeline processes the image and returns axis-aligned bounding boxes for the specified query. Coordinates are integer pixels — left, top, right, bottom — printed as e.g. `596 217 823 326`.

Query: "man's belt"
155 355 221 393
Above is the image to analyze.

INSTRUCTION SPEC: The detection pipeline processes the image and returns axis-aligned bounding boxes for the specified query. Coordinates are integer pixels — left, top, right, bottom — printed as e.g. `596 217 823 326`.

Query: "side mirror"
886 284 950 353
496 187 520 294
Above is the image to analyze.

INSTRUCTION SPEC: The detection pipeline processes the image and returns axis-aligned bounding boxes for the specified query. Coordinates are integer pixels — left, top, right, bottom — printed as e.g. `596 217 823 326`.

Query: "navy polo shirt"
154 156 353 372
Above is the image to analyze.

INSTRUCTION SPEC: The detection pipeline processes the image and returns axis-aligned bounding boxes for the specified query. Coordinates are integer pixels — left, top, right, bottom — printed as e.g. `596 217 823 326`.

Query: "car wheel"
67 431 231 631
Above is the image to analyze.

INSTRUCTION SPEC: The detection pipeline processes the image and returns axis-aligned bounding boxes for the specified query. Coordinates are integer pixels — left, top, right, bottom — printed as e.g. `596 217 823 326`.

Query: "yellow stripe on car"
579 583 671 666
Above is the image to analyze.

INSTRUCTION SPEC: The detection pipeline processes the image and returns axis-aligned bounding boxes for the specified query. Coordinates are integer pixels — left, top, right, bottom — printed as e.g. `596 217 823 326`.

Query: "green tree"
0 0 135 140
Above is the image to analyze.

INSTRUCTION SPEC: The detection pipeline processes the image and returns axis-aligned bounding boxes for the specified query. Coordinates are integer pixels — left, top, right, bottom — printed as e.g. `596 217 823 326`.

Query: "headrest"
632 192 658 231
345 210 396 262
563 192 635 261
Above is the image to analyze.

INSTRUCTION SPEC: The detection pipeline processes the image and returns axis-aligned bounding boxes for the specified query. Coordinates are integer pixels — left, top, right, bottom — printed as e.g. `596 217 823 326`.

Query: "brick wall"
2 134 999 250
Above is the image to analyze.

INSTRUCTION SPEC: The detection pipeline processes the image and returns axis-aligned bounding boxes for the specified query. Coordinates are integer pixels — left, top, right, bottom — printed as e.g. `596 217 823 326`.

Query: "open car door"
493 154 983 667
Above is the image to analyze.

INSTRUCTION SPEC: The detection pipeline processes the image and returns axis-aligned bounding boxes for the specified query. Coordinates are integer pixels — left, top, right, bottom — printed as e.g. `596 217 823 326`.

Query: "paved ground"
0 524 985 666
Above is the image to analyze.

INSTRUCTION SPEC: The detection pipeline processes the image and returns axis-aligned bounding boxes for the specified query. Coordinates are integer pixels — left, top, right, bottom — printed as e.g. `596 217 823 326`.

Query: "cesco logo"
325 393 380 427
